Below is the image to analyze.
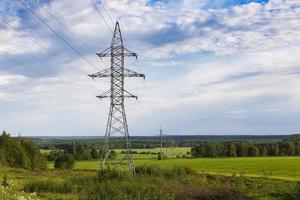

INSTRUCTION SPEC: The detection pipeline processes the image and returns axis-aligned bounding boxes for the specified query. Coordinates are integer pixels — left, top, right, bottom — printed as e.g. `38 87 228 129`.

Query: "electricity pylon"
89 22 145 174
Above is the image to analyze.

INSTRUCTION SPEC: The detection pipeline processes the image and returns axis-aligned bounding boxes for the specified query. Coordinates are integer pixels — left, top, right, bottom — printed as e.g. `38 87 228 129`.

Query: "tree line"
46 143 102 162
191 140 300 158
0 131 46 170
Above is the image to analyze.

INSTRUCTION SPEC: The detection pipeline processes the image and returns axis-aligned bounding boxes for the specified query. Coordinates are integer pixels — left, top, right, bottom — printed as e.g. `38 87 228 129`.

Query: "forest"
191 138 300 158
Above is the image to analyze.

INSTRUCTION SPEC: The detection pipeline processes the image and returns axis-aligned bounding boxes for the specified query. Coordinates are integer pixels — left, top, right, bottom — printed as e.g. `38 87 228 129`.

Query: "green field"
49 157 300 181
44 147 300 181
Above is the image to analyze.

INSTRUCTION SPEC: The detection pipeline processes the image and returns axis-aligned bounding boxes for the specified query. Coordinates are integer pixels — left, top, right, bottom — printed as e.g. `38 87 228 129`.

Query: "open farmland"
48 156 300 181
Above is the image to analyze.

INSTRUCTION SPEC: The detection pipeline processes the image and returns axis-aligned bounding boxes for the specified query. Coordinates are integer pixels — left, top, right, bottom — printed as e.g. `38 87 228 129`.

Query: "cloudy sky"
0 0 300 136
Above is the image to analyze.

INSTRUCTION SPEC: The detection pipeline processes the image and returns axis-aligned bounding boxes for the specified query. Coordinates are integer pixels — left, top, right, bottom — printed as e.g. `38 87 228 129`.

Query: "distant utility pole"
160 127 163 159
89 22 145 174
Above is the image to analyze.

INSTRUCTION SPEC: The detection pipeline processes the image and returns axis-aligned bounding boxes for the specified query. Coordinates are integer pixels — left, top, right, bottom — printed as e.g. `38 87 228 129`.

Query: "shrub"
1 176 9 188
24 179 73 193
54 154 75 169
135 165 191 178
157 153 162 160
46 150 62 162
97 166 127 181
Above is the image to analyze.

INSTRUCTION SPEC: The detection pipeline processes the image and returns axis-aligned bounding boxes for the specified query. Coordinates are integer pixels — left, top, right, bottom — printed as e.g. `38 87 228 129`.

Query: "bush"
135 165 192 178
54 154 75 169
1 176 9 188
46 150 62 162
157 153 162 160
97 166 127 181
24 179 73 193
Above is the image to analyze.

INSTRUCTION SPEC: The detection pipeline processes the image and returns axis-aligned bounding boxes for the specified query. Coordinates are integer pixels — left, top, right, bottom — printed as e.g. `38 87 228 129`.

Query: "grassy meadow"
44 147 300 181
1 163 299 200
52 156 300 181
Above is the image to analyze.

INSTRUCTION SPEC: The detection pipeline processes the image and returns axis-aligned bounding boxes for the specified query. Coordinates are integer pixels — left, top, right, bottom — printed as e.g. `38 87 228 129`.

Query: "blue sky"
1 0 300 136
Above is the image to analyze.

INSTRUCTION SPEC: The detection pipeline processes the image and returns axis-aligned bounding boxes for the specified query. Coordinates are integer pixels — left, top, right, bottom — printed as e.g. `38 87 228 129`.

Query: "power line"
0 19 90 76
35 1 95 53
1 19 47 52
99 0 115 26
90 0 114 33
17 0 100 71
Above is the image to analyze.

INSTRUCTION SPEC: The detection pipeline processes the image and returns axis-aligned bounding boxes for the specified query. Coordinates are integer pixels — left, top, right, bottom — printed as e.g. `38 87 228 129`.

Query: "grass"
137 157 300 181
44 147 300 181
40 149 52 154
47 156 300 181
2 164 299 200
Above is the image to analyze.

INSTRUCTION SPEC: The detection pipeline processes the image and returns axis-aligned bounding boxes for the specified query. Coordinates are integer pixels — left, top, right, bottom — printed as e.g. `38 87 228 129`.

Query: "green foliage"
157 153 162 160
0 131 46 170
191 140 300 158
248 145 259 156
97 166 127 181
54 154 75 169
24 179 73 193
135 165 194 178
108 150 117 160
46 150 63 161
227 143 237 157
1 175 9 188
90 148 98 160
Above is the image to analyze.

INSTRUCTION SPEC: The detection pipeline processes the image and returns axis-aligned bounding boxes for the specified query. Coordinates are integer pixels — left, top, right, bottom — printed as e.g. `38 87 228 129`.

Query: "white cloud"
0 72 26 86
146 0 300 58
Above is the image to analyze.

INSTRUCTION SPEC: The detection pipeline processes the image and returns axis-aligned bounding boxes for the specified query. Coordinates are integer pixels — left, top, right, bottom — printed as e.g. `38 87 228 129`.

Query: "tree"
22 140 46 170
54 154 75 169
47 150 63 162
0 131 46 170
205 143 217 157
295 143 300 155
157 153 162 160
227 143 237 157
215 143 227 157
268 143 279 156
287 142 296 155
108 150 117 160
258 144 268 156
236 142 248 157
248 145 259 156
91 148 99 160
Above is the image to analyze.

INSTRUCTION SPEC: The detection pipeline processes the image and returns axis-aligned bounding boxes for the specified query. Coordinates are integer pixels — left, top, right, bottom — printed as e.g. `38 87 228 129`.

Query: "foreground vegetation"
1 164 300 200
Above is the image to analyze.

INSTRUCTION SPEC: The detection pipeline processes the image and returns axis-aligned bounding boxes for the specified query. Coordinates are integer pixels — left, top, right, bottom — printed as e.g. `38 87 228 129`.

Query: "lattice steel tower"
89 22 145 174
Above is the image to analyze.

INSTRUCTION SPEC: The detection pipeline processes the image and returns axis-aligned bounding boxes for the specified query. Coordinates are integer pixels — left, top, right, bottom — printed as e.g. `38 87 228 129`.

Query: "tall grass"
24 179 73 193
23 165 300 200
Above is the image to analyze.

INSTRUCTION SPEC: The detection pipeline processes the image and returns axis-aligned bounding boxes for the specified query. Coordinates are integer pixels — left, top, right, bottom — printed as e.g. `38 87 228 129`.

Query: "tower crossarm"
96 89 138 99
124 47 137 59
96 89 111 99
123 89 138 99
88 68 111 79
124 68 145 78
89 68 145 79
97 47 137 59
